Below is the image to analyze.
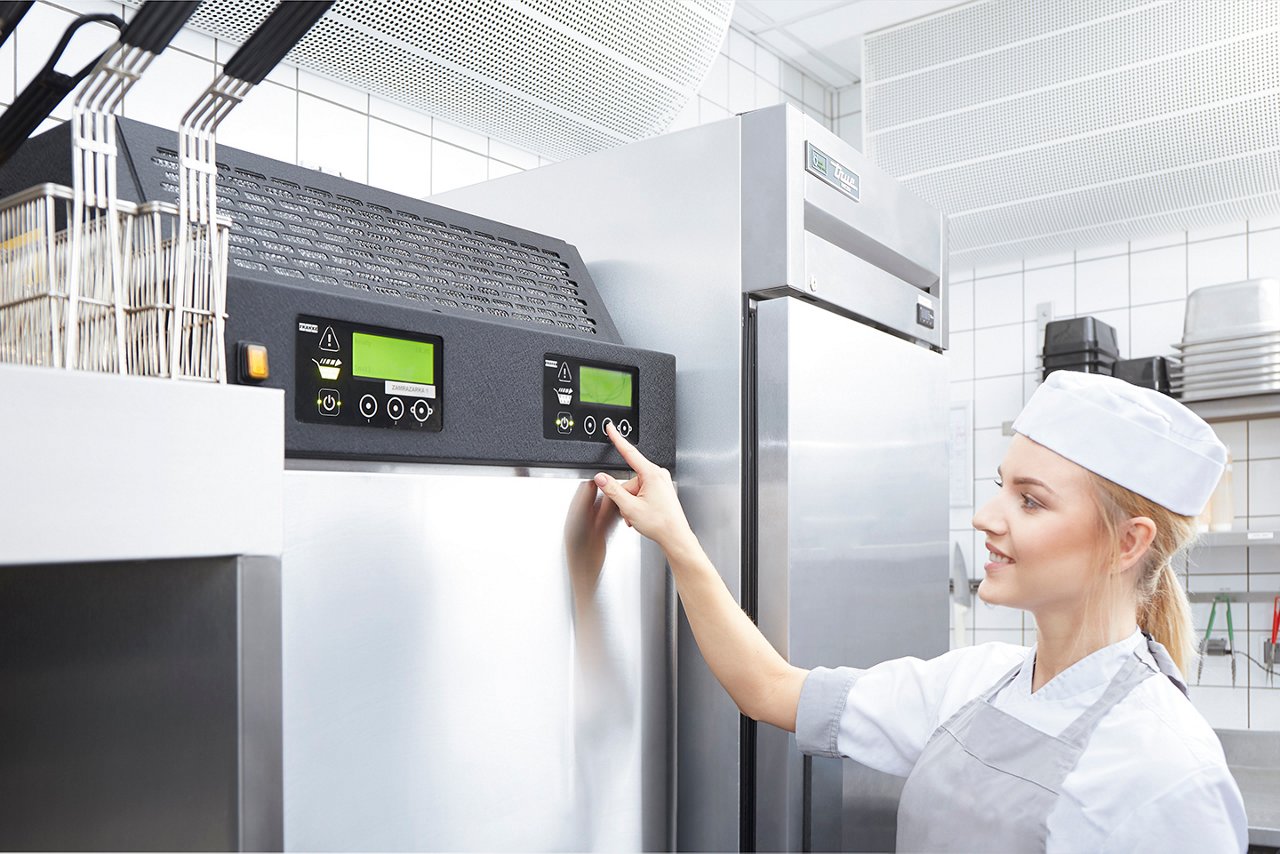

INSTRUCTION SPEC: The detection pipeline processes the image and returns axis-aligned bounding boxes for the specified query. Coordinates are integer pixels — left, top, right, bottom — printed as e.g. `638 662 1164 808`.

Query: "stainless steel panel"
755 297 949 852
436 120 749 852
281 463 670 851
0 556 278 851
740 107 948 350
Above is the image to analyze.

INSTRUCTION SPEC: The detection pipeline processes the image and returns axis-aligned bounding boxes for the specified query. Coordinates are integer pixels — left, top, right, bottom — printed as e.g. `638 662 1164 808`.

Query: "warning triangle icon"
557 362 572 383
320 327 340 352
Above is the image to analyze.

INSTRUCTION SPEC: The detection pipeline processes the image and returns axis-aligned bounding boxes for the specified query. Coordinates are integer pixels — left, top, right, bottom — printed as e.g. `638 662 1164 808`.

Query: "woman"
592 370 1247 852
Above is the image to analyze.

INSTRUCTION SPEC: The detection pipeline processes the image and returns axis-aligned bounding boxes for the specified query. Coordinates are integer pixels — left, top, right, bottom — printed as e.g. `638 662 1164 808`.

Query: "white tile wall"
950 220 1280 729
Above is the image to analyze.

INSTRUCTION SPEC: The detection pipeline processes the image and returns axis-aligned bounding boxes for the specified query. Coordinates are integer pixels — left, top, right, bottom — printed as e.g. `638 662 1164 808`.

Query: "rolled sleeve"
795 666 863 758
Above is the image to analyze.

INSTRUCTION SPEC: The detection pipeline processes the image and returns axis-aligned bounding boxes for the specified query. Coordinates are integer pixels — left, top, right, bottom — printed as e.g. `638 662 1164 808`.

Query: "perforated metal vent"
864 0 1280 267
123 0 731 161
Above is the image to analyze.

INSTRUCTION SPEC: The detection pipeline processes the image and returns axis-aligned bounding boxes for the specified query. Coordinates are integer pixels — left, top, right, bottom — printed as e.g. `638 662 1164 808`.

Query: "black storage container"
1043 317 1120 358
1043 361 1116 380
1114 356 1171 393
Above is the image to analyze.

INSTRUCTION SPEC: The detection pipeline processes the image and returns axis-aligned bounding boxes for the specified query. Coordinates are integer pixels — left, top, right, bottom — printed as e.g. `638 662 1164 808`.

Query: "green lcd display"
352 332 434 384
580 365 632 407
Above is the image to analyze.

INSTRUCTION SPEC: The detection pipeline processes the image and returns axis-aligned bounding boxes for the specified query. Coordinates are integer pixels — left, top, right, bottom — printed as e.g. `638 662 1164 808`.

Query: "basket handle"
0 12 124 167
118 0 199 56
0 1 33 50
223 1 333 86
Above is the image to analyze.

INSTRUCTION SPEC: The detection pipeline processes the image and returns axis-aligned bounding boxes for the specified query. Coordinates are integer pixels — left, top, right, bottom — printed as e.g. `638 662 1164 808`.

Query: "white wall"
4 5 834 198
948 216 1280 730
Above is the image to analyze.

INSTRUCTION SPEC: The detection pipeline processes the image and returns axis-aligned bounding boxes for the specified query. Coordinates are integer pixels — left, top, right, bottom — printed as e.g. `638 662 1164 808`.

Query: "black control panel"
542 353 639 443
296 315 443 431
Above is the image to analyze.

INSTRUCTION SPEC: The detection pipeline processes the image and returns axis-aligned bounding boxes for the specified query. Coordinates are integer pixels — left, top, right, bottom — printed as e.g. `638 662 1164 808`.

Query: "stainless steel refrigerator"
441 104 950 851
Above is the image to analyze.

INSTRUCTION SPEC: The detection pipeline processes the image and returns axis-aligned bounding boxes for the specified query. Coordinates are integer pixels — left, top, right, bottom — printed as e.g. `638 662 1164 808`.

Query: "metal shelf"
1183 392 1280 422
1187 590 1279 604
1192 530 1280 548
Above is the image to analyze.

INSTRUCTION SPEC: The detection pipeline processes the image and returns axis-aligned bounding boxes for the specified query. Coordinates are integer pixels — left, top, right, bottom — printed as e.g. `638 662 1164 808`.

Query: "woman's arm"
594 423 808 731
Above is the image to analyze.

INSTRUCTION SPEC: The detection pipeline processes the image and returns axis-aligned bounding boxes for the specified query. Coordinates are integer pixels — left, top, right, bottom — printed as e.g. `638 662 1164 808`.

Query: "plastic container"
1183 278 1280 344
1114 356 1170 392
1043 350 1119 369
1043 316 1120 357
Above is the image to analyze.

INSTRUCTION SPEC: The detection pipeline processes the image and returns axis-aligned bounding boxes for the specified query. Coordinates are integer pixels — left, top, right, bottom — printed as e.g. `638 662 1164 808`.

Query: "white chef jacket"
795 628 1248 853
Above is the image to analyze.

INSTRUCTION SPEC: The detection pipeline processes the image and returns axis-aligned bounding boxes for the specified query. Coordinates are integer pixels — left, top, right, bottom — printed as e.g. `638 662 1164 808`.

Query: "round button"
411 399 433 422
317 388 341 416
387 396 405 420
583 415 597 435
602 417 614 434
618 419 632 437
359 394 378 418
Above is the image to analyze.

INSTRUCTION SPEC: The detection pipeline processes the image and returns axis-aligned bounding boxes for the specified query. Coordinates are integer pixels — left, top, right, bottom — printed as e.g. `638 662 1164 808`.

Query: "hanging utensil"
65 0 198 372
0 12 124 168
0 1 33 49
124 0 332 382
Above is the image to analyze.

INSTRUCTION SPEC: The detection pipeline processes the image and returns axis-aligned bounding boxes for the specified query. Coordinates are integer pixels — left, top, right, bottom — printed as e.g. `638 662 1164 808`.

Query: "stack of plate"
1170 279 1280 402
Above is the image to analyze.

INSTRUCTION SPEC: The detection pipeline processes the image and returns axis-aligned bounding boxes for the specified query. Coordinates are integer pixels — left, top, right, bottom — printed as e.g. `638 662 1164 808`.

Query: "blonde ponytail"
1088 472 1200 676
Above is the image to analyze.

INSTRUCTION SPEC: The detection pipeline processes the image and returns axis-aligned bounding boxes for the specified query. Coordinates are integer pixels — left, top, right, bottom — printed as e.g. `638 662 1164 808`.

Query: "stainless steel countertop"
1217 729 1280 848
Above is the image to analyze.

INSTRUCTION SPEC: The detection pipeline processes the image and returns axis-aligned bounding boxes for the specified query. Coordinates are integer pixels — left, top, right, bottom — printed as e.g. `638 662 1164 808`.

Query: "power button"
317 388 341 416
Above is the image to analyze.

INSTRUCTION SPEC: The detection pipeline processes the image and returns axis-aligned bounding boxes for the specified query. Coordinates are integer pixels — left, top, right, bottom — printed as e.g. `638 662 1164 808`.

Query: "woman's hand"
593 423 695 555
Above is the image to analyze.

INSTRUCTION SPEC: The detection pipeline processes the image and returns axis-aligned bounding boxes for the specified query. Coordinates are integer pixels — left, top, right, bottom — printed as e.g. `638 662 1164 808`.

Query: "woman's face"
971 434 1105 612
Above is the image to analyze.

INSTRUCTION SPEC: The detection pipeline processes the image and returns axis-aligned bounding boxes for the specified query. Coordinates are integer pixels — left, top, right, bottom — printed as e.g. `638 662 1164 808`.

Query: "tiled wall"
948 216 1280 730
665 24 834 136
5 4 833 200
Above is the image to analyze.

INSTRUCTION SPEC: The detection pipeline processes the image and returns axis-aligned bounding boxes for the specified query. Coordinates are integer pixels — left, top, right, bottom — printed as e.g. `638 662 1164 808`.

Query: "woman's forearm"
664 531 808 732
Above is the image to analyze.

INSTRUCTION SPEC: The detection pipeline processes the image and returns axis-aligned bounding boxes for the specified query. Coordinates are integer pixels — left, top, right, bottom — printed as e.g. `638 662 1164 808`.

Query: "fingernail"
593 473 608 487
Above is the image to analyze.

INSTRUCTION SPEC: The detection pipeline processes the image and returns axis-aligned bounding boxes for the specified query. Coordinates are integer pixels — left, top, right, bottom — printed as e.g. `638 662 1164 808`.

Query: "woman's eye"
1021 494 1040 510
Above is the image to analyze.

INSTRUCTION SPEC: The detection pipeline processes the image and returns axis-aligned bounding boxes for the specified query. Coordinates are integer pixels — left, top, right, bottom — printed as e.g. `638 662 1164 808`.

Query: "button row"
318 391 432 422
557 412 631 437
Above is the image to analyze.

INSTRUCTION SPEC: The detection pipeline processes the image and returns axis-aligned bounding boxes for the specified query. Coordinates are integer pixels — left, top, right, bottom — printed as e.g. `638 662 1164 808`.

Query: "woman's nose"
971 492 1005 535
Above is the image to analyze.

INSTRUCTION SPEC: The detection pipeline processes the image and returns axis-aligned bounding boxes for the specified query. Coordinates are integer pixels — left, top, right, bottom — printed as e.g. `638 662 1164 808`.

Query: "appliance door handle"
118 0 199 55
0 12 123 167
223 1 333 86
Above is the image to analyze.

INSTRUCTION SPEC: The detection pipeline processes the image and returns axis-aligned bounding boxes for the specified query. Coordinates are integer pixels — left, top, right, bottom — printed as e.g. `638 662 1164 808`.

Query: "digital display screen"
352 332 434 384
580 365 632 407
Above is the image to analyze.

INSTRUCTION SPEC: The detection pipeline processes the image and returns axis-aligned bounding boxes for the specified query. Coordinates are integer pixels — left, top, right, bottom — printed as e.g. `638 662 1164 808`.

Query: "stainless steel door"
755 297 949 852
281 463 672 851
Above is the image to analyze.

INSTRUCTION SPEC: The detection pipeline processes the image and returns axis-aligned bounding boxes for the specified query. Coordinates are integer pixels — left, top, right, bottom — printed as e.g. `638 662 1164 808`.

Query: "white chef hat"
1011 371 1226 516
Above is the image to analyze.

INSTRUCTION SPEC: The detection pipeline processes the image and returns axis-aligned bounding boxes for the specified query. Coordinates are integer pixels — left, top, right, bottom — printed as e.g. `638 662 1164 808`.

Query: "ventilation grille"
147 145 604 339
124 0 731 161
864 0 1280 267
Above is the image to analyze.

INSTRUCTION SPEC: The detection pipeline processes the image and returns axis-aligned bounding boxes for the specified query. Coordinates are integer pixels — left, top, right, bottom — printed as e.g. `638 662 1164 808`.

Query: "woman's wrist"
661 525 704 569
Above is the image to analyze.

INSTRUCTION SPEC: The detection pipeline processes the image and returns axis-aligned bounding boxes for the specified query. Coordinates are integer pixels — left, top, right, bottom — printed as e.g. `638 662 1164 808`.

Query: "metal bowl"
1182 278 1280 344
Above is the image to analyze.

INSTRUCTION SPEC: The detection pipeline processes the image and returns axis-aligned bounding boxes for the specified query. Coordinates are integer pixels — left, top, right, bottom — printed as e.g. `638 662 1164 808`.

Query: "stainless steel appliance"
1 119 677 851
440 104 950 852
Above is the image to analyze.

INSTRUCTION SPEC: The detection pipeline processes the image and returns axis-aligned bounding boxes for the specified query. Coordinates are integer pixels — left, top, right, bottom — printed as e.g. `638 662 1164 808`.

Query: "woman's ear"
1116 516 1157 573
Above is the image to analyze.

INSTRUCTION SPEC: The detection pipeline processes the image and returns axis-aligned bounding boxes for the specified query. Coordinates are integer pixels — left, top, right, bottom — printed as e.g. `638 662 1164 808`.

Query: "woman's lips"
985 542 1014 571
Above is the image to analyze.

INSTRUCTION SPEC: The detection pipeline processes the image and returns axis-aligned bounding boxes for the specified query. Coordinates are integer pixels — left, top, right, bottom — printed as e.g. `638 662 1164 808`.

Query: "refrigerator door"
755 297 949 852
280 463 672 851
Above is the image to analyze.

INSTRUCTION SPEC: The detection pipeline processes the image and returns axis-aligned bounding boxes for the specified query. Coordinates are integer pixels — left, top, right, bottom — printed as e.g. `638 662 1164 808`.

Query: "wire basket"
0 182 136 370
123 200 229 380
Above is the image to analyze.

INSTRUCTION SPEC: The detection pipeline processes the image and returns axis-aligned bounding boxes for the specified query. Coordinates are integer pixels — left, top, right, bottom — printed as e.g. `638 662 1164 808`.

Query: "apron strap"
1141 631 1190 696
1055 653 1154 748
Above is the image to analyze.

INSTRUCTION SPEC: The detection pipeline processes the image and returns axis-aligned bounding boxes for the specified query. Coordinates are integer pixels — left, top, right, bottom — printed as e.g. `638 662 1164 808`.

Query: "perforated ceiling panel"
863 0 1280 267
124 0 731 160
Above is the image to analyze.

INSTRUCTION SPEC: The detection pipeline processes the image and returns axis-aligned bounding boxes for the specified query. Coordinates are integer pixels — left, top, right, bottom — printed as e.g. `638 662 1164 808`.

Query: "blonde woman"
593 371 1247 852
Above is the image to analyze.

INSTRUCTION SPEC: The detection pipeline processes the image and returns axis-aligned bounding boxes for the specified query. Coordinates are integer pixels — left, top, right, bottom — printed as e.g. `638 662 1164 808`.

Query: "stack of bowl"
1042 316 1120 380
1170 279 1280 402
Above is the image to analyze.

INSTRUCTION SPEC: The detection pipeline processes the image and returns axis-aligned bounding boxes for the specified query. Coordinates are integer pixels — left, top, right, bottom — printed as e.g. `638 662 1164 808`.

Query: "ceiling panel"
863 0 1280 266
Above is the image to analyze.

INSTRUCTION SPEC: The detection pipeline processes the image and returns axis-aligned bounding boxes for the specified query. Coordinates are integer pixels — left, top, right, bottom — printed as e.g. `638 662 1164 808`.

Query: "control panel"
296 315 443 431
543 354 639 443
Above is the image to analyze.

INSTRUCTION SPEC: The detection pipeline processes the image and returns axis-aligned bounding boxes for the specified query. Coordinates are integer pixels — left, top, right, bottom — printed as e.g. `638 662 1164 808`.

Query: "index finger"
604 421 657 474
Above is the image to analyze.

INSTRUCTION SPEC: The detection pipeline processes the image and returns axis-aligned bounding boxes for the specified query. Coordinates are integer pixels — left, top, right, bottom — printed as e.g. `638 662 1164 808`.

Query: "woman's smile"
986 542 1014 570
